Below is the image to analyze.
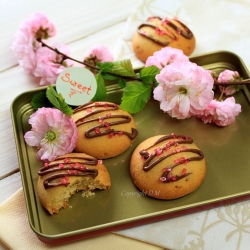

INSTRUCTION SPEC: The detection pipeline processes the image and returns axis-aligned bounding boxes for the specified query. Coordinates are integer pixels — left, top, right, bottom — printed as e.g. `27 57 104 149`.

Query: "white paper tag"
56 67 97 106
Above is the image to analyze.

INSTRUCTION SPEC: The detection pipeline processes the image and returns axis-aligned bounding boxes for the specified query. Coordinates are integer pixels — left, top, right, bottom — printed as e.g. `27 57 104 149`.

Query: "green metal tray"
11 51 250 245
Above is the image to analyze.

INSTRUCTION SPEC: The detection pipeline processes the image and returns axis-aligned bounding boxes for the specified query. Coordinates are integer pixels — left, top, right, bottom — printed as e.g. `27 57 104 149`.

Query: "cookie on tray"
130 133 206 200
71 101 138 159
37 153 111 214
132 16 196 62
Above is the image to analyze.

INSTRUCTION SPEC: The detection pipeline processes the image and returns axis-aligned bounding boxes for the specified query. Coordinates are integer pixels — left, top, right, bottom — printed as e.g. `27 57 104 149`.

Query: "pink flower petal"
154 61 214 119
83 44 114 63
24 108 78 162
197 97 241 126
146 47 189 69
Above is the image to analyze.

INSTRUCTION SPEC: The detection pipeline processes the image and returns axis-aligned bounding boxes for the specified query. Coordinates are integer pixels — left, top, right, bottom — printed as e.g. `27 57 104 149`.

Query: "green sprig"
30 86 73 116
120 82 153 114
140 65 160 86
30 91 53 110
98 59 136 77
30 58 160 115
46 86 73 116
92 72 107 101
118 65 160 113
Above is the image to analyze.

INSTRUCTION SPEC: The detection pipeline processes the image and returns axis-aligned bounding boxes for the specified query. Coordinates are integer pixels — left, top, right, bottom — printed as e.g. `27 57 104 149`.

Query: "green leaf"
140 66 160 85
119 82 152 114
98 59 136 77
111 59 136 77
92 73 106 101
118 78 126 88
57 93 74 116
101 73 118 81
97 62 113 72
46 85 60 107
30 91 53 110
46 86 73 116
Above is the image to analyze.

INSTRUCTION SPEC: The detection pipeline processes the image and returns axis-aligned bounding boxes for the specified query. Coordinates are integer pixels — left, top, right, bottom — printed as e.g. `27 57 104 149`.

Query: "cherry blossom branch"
213 78 250 86
37 38 100 70
36 39 250 86
37 38 141 81
218 86 225 101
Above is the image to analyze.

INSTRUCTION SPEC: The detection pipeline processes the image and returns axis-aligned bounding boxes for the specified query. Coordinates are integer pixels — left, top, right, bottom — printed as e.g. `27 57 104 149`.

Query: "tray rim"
10 50 250 244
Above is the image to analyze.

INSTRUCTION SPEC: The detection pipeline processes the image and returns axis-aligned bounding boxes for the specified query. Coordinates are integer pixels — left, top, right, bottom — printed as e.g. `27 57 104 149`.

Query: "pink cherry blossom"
154 61 214 119
145 47 189 69
34 44 73 85
197 97 241 126
11 13 56 75
218 70 241 96
83 44 114 63
213 97 241 126
20 12 56 39
196 99 217 124
218 70 239 82
11 26 41 74
24 108 78 162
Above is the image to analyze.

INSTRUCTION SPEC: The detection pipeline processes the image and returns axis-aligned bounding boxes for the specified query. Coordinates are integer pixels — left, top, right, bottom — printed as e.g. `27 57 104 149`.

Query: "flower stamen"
44 129 57 142
178 87 187 95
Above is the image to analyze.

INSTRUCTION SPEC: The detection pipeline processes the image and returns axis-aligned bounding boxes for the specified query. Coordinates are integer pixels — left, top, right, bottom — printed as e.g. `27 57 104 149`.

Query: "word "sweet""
61 72 92 97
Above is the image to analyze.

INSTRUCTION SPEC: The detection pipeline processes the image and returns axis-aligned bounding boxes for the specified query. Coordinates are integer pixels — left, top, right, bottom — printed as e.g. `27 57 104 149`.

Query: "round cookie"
71 101 138 159
132 16 196 62
130 134 206 200
37 152 111 214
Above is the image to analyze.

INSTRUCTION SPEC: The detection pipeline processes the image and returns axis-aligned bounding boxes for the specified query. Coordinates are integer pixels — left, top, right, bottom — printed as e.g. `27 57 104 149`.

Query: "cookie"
37 153 111 214
71 101 138 159
130 134 206 200
132 16 196 62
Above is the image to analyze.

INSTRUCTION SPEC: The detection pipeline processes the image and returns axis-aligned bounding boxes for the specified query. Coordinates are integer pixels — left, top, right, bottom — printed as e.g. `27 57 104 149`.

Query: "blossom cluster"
11 13 113 86
146 47 241 126
16 13 244 162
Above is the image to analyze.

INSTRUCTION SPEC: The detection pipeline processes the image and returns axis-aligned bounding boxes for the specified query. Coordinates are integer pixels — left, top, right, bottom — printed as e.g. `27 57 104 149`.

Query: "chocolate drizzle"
38 155 99 189
137 16 193 46
139 134 204 183
73 102 138 140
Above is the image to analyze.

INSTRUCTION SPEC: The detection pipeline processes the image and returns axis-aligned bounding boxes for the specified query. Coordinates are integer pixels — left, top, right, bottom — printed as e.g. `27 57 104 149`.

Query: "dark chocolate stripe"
73 102 138 140
38 155 99 189
137 16 193 46
139 134 204 183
